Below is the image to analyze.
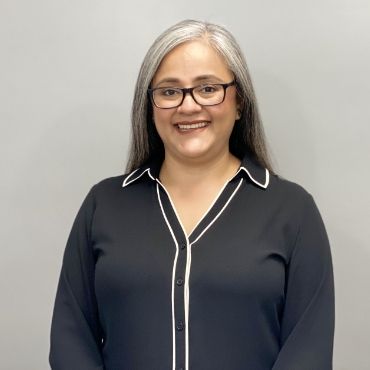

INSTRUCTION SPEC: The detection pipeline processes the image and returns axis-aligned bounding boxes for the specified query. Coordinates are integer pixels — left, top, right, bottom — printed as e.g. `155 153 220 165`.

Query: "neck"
159 150 241 190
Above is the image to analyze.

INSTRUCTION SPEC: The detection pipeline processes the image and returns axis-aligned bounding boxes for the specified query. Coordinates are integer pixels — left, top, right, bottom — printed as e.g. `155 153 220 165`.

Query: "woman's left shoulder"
267 172 317 211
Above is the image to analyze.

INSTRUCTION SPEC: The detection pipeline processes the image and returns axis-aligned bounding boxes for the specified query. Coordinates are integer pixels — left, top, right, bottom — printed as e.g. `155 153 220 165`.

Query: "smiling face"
151 39 240 164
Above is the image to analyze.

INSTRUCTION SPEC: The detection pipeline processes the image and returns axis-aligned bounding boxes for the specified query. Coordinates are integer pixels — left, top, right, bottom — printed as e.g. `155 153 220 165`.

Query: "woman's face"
151 40 240 163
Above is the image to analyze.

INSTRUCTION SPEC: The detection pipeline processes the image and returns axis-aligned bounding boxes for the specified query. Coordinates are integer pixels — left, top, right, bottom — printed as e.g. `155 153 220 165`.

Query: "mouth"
174 121 210 132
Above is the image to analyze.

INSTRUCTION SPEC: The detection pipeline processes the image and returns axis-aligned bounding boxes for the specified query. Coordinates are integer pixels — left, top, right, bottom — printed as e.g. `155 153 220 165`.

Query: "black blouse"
49 154 335 370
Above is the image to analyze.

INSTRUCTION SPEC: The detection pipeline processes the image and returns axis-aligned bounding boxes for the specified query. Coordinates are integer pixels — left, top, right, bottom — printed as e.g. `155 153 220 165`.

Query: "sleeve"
49 186 105 370
272 193 335 370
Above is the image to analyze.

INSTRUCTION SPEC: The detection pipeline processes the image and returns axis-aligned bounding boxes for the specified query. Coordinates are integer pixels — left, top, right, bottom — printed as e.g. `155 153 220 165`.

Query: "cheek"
213 94 238 119
153 109 165 128
153 108 173 135
212 104 237 122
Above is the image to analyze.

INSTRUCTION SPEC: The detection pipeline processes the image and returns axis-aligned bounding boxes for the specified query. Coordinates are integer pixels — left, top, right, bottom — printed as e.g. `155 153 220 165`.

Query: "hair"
126 19 275 174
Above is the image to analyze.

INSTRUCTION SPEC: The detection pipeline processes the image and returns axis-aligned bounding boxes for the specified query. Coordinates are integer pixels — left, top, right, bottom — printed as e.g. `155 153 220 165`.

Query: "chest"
168 190 222 236
92 179 292 304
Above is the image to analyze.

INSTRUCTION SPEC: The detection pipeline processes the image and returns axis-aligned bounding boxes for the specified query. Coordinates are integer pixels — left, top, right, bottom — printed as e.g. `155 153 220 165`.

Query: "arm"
272 193 335 370
49 186 105 370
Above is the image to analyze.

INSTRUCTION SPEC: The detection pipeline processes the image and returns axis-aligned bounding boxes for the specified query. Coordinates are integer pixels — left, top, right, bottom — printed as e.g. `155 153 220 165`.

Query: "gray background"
1 0 369 369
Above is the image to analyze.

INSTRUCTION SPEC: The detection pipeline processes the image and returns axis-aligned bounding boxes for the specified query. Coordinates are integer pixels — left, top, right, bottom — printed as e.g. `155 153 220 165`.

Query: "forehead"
152 40 233 85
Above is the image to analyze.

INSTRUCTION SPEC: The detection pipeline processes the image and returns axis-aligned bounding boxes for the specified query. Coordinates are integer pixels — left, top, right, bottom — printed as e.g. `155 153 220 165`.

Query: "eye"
198 84 222 94
200 85 217 93
158 88 181 97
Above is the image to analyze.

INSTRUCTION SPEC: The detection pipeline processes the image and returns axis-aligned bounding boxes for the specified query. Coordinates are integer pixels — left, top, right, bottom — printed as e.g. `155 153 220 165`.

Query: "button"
176 277 184 286
180 243 186 250
176 320 184 331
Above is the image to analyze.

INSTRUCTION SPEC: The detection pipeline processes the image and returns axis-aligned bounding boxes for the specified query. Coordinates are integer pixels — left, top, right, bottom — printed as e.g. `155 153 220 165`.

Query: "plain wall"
1 0 369 369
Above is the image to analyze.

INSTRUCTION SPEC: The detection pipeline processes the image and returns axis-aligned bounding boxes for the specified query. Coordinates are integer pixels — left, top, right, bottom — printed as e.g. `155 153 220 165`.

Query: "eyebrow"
154 74 226 86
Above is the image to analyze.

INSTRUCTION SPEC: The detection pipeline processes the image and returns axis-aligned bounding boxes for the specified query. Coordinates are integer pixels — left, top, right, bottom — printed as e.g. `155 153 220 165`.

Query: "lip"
173 119 211 126
173 120 211 133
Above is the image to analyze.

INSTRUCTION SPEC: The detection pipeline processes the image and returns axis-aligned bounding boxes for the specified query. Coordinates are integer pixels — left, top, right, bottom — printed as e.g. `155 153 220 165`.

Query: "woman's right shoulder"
87 172 133 199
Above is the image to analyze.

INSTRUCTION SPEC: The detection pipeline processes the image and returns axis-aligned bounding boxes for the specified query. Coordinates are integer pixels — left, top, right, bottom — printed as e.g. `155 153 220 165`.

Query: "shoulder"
85 173 130 202
265 173 329 256
264 173 321 227
87 169 156 203
268 172 314 205
93 173 128 191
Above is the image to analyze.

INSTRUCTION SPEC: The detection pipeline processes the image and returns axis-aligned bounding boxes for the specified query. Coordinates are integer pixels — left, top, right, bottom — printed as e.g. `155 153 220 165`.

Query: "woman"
50 20 335 369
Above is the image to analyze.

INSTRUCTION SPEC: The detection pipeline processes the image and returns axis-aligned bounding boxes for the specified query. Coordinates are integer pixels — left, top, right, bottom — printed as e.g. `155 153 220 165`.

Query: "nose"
177 91 202 113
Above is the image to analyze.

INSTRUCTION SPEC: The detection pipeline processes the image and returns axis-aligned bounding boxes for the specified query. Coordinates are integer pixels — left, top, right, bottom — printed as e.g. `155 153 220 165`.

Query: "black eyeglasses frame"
147 80 236 109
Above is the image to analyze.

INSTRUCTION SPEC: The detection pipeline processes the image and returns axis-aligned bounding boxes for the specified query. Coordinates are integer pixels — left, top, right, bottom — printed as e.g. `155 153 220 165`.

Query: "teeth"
177 122 209 130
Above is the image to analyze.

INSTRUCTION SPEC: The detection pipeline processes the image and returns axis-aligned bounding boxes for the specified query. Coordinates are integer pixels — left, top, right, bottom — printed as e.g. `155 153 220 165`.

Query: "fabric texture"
49 153 335 370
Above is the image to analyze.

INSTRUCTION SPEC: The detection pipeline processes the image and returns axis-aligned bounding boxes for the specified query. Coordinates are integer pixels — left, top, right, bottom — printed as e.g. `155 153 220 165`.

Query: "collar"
235 154 270 189
122 153 270 189
122 156 161 187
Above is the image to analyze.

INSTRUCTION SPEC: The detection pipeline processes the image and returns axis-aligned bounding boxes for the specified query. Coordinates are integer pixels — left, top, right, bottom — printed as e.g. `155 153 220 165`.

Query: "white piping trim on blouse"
122 167 155 187
191 178 244 246
184 240 191 370
156 183 179 370
156 179 191 370
156 176 245 369
235 167 270 189
122 165 269 190
187 178 231 238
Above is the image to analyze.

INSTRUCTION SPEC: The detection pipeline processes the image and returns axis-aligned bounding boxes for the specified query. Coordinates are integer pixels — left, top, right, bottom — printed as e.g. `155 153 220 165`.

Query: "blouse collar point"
235 155 270 189
122 154 270 189
122 167 156 188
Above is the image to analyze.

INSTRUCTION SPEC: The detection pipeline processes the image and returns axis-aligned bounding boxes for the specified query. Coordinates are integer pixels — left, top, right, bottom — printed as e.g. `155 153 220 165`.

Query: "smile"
176 121 210 131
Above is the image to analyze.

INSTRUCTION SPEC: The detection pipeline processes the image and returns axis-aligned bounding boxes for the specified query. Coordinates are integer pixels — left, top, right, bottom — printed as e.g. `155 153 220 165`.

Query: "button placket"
156 183 190 370
173 239 188 369
157 176 244 370
176 320 185 331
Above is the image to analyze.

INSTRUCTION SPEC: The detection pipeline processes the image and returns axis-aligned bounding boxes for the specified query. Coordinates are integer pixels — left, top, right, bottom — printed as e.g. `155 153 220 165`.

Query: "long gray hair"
126 19 274 174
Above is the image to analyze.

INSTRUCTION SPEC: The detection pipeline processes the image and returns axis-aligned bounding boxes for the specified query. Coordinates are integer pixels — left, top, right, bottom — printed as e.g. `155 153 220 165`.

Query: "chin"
177 142 213 157
178 148 213 161
179 144 208 155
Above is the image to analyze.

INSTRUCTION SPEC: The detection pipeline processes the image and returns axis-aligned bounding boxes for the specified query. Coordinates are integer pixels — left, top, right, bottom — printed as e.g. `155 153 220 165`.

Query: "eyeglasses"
148 81 236 109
